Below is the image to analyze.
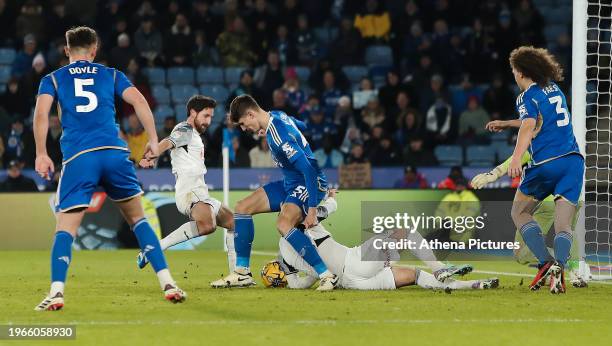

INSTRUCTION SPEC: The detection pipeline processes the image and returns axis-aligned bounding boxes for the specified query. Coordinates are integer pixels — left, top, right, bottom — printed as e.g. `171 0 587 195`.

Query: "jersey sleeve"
37 74 57 98
290 116 307 132
167 123 192 148
114 69 133 97
516 92 538 120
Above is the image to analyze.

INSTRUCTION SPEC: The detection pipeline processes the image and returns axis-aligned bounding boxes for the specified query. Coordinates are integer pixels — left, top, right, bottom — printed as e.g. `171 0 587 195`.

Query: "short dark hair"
186 95 217 116
229 94 261 123
509 46 564 87
66 26 98 50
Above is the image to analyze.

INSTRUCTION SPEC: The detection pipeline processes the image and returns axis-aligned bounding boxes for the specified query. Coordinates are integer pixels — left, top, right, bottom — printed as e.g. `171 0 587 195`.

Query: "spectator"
273 24 293 66
190 0 222 44
345 143 368 164
334 96 356 138
438 166 468 190
408 55 437 92
12 34 39 78
231 136 250 167
251 18 272 66
431 19 451 69
165 13 194 66
249 137 275 168
298 94 321 120
304 106 337 150
0 160 38 192
125 114 148 164
278 0 300 32
3 119 34 167
192 30 220 66
458 96 491 145
391 0 420 61
358 97 386 135
332 16 364 66
228 70 263 104
352 77 377 110
254 50 285 108
271 89 297 116
388 90 418 130
340 127 363 155
156 116 177 168
321 70 345 119
482 75 515 120
158 0 181 32
134 16 164 67
47 1 73 42
364 125 384 154
401 22 431 72
0 0 17 46
378 70 404 112
110 33 138 72
0 78 30 121
121 59 156 119
354 0 391 43
424 98 452 146
368 135 400 166
46 115 62 164
419 74 446 115
395 110 421 146
314 135 343 168
217 16 256 67
394 166 428 188
294 14 317 66
465 18 493 83
15 0 45 43
282 67 306 111
512 0 544 46
492 9 518 74
403 136 437 167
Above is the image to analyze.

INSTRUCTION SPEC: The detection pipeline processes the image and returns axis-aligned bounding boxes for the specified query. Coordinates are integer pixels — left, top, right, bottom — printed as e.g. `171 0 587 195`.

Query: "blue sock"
520 221 553 264
554 231 573 266
234 213 255 269
133 218 167 272
285 228 328 275
51 231 74 283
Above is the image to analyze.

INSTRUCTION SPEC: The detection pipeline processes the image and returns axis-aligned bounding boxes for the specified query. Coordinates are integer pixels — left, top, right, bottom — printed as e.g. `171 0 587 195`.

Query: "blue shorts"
263 180 328 216
55 149 142 212
519 153 584 205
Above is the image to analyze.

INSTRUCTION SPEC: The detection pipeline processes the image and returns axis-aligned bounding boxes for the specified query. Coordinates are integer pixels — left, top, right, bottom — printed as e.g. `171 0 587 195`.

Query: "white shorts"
340 246 396 290
175 174 221 218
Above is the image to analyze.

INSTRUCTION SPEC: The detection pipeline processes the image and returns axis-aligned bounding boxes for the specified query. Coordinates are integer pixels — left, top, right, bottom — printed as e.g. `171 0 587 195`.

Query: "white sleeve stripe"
269 122 282 146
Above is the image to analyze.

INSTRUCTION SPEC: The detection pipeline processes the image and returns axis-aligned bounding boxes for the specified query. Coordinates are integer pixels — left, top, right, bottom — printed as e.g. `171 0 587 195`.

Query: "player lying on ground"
33 27 185 311
471 151 588 288
265 195 496 290
486 46 585 294
211 94 338 291
137 95 236 270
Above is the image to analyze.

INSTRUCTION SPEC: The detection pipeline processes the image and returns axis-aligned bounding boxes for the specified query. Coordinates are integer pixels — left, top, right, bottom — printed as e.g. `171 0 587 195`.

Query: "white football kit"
167 122 221 217
278 224 397 290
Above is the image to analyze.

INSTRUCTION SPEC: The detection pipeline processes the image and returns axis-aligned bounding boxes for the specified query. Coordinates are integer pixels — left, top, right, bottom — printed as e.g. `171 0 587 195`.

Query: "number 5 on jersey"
74 78 98 112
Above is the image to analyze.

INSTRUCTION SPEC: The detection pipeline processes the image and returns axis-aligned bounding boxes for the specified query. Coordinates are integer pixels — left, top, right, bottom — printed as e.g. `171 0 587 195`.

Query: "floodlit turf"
1 250 611 346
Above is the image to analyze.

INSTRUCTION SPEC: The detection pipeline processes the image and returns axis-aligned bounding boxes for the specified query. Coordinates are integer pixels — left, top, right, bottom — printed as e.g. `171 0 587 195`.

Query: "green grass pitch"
1 250 612 346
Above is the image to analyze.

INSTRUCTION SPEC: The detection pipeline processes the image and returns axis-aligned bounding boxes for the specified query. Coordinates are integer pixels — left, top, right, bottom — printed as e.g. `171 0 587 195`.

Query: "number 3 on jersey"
74 78 98 112
549 96 569 127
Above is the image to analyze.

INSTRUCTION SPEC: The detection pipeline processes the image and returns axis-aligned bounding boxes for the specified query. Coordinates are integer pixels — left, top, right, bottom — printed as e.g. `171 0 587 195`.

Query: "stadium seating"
174 104 186 121
208 104 227 133
167 67 195 85
170 84 198 104
293 66 310 82
365 45 393 67
224 67 245 85
369 65 391 85
143 67 165 85
0 48 16 65
151 85 171 105
342 65 369 83
543 25 568 42
0 66 10 84
196 66 224 84
154 105 175 124
494 144 515 163
434 145 463 166
313 26 339 46
200 84 229 103
466 145 496 167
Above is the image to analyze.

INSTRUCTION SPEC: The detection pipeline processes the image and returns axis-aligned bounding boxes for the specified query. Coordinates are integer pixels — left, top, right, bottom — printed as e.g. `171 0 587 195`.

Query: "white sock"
407 230 446 272
50 281 65 296
446 279 479 290
225 230 236 272
159 221 200 250
156 269 175 289
318 269 333 279
415 269 445 289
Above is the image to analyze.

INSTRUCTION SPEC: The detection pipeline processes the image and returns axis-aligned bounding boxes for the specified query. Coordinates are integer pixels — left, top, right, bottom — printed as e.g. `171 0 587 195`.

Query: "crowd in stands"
0 0 573 174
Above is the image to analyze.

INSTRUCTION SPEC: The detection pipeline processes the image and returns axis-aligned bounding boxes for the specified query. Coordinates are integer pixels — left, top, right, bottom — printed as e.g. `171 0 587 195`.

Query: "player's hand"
485 120 507 132
139 158 156 169
471 172 497 189
35 154 54 180
146 140 159 160
303 207 318 229
508 157 523 178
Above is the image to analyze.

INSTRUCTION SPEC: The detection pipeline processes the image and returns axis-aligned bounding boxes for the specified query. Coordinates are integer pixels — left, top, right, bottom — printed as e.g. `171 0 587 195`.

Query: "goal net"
576 0 612 280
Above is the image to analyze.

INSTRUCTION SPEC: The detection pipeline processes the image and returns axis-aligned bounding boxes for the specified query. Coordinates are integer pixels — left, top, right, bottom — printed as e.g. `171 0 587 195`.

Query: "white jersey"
167 122 207 176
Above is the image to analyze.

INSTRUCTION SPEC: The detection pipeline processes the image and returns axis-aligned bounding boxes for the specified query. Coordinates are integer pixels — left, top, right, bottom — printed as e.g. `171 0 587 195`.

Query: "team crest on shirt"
518 104 527 117
282 142 297 159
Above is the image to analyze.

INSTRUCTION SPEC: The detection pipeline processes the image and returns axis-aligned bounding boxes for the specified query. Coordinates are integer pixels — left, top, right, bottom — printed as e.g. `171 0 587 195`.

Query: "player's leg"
512 187 554 265
216 205 236 272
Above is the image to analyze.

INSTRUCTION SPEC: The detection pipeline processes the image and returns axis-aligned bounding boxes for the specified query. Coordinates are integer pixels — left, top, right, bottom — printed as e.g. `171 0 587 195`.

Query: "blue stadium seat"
167 67 195 85
490 131 509 142
200 84 229 102
0 48 16 65
547 7 571 25
466 146 496 167
0 84 5 94
543 25 567 42
174 104 187 121
495 144 515 163
342 65 368 83
143 67 165 85
293 66 310 82
0 66 10 84
154 105 175 124
365 45 393 66
196 66 224 84
434 145 463 166
170 84 198 104
151 85 170 104
313 27 338 46
225 67 245 85
208 104 227 133
369 65 391 85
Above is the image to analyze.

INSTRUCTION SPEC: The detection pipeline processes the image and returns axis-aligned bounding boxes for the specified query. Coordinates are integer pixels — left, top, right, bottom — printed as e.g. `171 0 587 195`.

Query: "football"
260 260 288 288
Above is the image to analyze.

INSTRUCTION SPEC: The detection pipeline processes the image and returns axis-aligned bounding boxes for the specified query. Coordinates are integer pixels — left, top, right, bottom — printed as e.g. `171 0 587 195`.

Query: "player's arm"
139 138 173 168
33 75 56 180
122 87 159 153
139 123 191 168
471 152 531 189
509 97 538 178
485 119 521 132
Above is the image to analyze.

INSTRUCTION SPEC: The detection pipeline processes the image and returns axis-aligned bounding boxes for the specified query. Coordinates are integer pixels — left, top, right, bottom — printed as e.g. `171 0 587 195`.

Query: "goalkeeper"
471 152 587 287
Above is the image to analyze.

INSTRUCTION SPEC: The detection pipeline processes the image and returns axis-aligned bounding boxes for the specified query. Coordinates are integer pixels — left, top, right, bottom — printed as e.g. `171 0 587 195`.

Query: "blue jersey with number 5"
516 82 580 165
38 60 132 163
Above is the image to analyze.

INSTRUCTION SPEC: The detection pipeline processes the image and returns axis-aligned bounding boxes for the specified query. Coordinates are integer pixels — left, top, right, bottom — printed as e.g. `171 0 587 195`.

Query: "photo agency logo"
360 201 523 262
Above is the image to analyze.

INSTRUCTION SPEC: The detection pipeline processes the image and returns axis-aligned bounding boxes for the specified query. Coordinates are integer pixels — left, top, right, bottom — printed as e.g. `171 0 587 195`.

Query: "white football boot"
210 267 256 288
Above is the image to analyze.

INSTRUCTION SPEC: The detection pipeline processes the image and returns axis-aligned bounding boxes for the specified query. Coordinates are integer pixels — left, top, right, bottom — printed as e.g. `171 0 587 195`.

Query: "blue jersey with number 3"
516 82 580 165
38 60 132 163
